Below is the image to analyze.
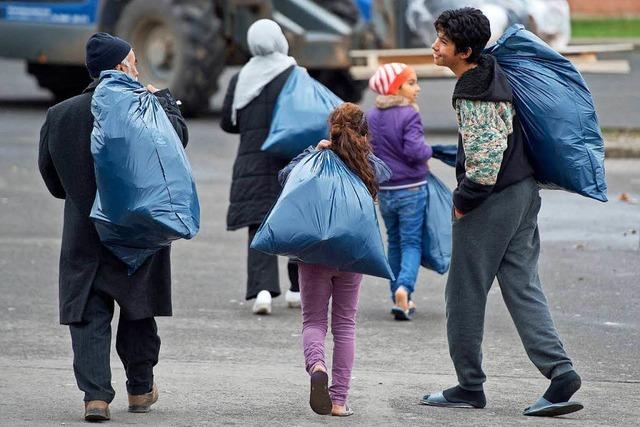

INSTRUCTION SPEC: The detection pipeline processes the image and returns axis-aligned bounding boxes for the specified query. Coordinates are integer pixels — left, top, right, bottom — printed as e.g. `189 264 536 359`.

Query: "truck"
0 0 631 115
0 0 381 115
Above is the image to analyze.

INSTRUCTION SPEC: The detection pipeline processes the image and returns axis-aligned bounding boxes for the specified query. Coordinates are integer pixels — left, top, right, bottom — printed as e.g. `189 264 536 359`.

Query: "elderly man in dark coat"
38 32 188 422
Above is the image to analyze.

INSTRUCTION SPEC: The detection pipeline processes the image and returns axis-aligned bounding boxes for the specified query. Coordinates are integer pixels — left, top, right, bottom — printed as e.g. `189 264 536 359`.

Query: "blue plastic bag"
90 70 200 274
262 67 343 159
486 24 607 202
421 173 452 274
431 144 458 168
251 150 394 280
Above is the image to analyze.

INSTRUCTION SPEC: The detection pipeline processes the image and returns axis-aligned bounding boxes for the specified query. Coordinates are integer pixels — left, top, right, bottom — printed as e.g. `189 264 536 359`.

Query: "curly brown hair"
328 103 378 199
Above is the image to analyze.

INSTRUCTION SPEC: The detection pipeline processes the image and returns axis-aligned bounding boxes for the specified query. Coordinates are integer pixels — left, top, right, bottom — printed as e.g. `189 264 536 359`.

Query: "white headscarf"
231 19 297 125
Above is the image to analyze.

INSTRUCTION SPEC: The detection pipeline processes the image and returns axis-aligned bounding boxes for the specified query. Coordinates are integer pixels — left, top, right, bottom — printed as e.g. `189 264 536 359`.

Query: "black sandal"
523 397 584 417
309 371 332 415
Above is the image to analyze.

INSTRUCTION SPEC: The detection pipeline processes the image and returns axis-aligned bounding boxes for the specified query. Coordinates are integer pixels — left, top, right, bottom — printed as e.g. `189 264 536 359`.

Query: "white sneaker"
253 290 272 315
285 290 301 308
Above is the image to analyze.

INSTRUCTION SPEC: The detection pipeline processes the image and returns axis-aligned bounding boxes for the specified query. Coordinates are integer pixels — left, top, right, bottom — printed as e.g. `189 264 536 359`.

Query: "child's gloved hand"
316 139 332 150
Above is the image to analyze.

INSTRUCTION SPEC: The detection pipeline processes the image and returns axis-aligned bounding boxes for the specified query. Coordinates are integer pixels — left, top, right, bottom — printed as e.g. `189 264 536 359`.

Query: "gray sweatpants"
446 177 573 391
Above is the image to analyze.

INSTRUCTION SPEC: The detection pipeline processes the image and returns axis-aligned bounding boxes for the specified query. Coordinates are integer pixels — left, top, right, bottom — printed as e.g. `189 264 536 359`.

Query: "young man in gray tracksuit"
420 8 583 417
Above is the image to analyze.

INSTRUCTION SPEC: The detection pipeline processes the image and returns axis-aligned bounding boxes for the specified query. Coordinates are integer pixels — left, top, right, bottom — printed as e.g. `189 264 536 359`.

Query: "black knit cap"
85 32 132 78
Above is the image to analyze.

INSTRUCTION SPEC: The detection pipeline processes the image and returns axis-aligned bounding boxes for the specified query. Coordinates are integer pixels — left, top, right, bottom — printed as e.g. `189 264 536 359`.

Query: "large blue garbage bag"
251 150 394 280
421 173 452 274
262 67 343 159
486 24 607 202
90 70 200 274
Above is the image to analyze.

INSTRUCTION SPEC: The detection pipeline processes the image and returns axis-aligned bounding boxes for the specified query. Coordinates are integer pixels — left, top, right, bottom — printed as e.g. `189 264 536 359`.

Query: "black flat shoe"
420 392 478 409
523 397 584 417
309 371 332 415
391 306 412 321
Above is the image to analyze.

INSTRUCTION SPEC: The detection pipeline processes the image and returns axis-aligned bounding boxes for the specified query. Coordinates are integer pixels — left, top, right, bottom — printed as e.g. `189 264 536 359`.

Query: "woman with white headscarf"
221 19 299 315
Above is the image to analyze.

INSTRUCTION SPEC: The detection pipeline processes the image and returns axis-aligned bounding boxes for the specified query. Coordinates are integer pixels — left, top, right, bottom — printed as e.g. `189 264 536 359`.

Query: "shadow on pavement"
0 98 53 110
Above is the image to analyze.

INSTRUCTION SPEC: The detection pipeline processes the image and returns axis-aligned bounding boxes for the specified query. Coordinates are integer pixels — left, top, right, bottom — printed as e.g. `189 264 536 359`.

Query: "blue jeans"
379 185 427 301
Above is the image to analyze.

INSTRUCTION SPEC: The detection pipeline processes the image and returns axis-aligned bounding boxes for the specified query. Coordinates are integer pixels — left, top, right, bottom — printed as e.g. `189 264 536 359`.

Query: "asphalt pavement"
0 57 639 426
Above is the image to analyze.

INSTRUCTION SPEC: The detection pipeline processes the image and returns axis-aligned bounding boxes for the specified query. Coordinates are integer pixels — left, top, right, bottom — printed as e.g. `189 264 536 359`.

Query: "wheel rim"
131 19 177 87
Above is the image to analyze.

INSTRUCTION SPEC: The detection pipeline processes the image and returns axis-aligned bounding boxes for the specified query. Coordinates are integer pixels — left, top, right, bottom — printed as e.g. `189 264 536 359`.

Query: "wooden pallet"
349 43 634 80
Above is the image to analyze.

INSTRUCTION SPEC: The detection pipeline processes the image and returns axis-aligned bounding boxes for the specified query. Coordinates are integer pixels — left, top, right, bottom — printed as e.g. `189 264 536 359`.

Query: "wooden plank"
350 64 452 79
410 64 454 78
558 43 634 54
351 59 629 79
572 60 631 74
572 53 598 62
374 54 435 65
350 43 634 59
349 43 632 79
350 48 435 58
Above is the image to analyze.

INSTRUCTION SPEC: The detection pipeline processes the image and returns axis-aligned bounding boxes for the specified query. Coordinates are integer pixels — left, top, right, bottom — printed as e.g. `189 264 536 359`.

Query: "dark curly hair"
434 8 491 64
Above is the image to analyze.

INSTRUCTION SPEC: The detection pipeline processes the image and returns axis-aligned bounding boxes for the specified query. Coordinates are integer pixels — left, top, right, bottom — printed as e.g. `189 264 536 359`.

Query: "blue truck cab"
0 1 99 63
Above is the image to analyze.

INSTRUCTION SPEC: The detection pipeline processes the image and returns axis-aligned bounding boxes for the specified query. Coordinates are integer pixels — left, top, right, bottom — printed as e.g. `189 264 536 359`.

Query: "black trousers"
247 224 299 300
69 289 160 402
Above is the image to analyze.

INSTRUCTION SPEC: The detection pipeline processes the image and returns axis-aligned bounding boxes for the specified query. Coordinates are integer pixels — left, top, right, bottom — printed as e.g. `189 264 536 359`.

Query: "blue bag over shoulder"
262 67 343 159
486 24 607 202
431 144 458 168
421 173 452 274
251 150 394 280
90 70 200 274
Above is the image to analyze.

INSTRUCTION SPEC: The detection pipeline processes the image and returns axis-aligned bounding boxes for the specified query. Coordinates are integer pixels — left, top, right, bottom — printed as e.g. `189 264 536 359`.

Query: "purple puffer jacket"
367 97 432 188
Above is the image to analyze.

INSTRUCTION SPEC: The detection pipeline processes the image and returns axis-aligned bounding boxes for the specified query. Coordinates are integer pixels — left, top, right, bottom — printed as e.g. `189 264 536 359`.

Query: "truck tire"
309 69 367 103
27 63 92 101
115 0 225 116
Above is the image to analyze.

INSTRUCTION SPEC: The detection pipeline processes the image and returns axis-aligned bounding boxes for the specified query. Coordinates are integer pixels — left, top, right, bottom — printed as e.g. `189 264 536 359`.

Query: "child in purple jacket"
367 63 433 320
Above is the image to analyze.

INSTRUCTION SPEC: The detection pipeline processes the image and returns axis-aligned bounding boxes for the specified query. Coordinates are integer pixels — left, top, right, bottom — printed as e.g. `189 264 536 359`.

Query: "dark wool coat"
220 66 294 231
38 80 189 325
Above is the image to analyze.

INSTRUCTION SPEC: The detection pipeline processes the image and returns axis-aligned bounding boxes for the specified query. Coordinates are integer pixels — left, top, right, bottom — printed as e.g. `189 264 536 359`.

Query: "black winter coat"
220 66 294 230
38 80 189 325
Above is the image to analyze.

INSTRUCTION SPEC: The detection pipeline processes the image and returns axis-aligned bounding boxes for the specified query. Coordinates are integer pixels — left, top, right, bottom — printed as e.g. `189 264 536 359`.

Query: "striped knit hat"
368 63 413 95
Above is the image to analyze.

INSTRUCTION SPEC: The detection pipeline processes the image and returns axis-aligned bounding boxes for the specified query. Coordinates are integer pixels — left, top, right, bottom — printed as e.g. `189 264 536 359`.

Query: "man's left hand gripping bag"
90 71 200 275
